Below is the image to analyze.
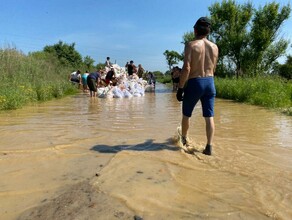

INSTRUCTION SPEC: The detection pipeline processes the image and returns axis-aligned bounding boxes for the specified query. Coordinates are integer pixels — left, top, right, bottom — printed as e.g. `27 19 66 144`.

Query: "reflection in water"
0 83 291 219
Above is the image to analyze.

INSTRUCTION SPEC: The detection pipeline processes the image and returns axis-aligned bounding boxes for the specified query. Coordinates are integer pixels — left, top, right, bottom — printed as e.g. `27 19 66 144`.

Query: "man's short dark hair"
194 17 211 36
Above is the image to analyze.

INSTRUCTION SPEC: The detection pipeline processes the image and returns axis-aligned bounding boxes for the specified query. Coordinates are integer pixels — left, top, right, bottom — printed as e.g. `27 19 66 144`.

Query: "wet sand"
16 141 292 220
17 180 136 220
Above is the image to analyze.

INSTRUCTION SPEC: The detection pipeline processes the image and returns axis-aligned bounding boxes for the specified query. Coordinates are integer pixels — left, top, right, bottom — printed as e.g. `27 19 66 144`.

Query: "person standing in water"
81 70 89 93
87 70 101 97
171 66 181 91
176 17 219 156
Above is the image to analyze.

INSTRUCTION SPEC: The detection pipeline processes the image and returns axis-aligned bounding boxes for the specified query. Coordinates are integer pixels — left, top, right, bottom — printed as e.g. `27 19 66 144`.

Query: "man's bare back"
179 38 218 88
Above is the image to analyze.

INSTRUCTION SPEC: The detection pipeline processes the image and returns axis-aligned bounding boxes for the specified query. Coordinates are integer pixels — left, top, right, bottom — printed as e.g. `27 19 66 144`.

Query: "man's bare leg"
181 115 190 137
203 117 215 155
180 115 190 146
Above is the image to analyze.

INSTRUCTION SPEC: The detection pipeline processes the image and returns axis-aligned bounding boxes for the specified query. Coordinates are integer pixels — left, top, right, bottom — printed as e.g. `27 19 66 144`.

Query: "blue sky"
0 0 291 72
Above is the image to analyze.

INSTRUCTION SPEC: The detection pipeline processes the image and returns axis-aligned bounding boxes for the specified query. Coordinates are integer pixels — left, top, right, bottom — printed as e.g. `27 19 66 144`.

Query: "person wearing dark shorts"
176 17 219 156
182 77 216 118
87 71 101 97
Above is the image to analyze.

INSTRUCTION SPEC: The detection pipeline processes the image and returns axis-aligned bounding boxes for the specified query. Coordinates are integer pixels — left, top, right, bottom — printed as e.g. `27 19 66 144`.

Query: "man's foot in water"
181 136 188 146
181 136 196 153
177 127 195 153
203 144 212 156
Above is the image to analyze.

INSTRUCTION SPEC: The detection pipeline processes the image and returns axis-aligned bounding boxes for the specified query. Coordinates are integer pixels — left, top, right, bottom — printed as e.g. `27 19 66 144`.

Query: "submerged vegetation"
0 48 78 111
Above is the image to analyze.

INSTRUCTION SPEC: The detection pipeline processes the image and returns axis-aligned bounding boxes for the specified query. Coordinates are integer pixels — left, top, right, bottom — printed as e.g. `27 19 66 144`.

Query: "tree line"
29 41 105 73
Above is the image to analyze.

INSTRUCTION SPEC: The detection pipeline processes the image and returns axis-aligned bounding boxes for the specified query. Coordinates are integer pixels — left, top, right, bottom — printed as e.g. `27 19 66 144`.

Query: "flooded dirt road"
0 83 291 219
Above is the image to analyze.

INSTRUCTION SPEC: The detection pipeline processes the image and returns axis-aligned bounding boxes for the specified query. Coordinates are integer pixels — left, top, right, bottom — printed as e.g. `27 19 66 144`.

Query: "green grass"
157 74 172 84
0 48 78 110
215 77 292 115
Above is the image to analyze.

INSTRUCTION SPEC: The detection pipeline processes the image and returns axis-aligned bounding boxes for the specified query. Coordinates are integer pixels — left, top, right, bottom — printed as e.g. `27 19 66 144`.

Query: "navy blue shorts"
182 77 216 117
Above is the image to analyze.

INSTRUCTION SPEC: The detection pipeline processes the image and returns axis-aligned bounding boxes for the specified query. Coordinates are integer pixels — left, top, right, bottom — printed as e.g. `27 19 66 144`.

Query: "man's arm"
176 43 191 102
213 45 219 74
179 43 191 88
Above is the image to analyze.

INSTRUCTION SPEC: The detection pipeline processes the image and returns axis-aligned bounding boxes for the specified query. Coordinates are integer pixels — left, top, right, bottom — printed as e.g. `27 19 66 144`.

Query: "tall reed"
215 77 292 115
0 48 78 110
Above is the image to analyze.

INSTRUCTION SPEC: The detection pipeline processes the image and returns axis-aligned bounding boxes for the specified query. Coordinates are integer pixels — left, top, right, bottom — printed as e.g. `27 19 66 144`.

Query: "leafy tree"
96 62 105 71
211 1 290 77
248 2 290 76
163 50 183 70
83 55 95 70
179 1 291 78
164 70 171 75
152 70 164 78
209 0 253 78
278 55 292 80
43 41 82 68
181 32 194 45
154 70 172 84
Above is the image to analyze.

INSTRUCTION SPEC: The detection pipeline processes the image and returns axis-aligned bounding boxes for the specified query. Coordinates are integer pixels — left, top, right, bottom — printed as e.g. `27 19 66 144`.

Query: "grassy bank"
157 75 292 116
0 48 78 111
215 77 292 116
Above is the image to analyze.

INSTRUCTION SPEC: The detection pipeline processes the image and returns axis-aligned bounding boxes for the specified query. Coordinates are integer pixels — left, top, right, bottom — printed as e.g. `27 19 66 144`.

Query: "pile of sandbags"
97 64 149 98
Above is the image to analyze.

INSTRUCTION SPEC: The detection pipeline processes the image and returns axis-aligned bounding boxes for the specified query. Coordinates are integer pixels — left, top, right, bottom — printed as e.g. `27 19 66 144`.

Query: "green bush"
157 75 172 84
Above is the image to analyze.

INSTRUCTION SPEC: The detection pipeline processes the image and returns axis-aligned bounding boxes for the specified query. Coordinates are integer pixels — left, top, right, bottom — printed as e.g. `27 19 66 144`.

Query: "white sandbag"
123 89 133 98
97 87 111 98
112 86 124 98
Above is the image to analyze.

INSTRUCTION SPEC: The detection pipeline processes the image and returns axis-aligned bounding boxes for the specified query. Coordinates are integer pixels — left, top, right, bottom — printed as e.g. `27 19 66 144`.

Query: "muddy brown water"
0 83 291 220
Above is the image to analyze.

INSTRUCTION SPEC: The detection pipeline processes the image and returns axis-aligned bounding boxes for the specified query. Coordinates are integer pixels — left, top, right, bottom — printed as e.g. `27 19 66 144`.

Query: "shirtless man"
176 17 219 156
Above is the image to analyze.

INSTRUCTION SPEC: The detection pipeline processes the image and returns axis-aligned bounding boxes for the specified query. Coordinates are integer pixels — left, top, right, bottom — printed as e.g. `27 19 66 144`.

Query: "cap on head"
194 17 211 28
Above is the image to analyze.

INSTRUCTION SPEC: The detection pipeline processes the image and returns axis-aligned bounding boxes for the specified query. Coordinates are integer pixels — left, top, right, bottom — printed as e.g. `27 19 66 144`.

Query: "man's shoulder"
192 39 218 50
187 39 204 47
208 40 218 48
